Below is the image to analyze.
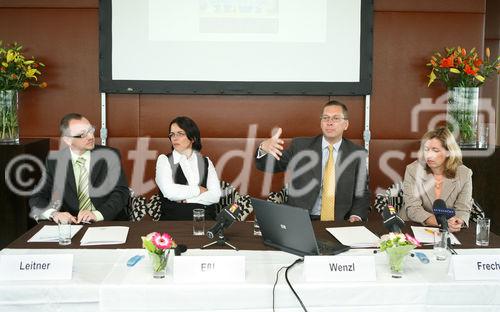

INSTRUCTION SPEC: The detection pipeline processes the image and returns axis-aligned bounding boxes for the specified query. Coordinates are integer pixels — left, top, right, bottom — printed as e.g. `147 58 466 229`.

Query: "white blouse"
155 150 221 205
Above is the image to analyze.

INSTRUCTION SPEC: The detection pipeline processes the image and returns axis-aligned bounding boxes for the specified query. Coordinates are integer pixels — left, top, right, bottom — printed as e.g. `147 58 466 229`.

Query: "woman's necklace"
435 175 443 189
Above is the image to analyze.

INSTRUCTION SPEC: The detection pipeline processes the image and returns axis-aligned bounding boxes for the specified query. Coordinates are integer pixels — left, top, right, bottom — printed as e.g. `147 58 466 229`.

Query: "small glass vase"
385 245 416 278
447 87 479 148
148 249 171 279
0 90 19 144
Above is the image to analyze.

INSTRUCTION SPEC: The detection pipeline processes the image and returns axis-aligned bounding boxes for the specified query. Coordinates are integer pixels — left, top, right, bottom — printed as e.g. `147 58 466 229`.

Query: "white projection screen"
99 0 373 95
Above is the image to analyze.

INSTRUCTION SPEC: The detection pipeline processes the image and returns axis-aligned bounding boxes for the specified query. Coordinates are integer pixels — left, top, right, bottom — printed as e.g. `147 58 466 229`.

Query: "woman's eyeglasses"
168 131 186 139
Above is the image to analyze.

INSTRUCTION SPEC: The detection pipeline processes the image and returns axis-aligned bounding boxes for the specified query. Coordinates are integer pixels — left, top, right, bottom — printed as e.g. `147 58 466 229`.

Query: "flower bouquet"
0 41 47 143
141 232 177 279
426 46 500 146
379 232 420 278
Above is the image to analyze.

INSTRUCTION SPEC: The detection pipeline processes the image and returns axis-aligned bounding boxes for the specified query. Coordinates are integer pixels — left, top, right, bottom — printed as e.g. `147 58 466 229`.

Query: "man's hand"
349 215 362 223
199 186 208 194
77 210 97 224
259 127 284 160
448 217 464 233
52 212 77 224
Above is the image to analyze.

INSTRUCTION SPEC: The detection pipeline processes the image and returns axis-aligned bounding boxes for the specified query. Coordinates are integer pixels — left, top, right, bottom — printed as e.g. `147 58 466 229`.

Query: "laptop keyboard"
317 240 350 255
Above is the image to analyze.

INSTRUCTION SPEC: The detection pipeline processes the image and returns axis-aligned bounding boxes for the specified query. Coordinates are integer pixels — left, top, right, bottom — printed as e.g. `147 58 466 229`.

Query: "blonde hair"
418 127 462 178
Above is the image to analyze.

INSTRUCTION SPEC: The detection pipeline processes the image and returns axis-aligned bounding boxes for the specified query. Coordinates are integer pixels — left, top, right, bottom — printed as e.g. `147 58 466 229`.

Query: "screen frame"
99 0 373 95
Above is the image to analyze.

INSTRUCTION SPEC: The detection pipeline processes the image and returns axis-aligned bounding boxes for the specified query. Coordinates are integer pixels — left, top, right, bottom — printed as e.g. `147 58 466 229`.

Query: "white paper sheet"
411 226 461 245
326 226 380 247
80 226 129 246
28 225 83 242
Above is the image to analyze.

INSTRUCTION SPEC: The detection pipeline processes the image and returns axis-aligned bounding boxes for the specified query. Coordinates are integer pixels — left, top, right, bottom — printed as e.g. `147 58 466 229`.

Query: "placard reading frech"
452 255 500 281
173 256 245 282
0 254 73 281
304 255 376 282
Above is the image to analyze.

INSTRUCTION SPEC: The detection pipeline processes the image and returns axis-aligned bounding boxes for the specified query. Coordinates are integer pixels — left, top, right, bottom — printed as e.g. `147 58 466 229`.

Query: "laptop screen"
252 198 320 256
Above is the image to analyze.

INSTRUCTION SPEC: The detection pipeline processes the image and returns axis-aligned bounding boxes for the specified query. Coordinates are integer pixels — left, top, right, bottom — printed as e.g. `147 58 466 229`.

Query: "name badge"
0 254 73 281
303 255 376 282
173 256 245 282
452 255 500 280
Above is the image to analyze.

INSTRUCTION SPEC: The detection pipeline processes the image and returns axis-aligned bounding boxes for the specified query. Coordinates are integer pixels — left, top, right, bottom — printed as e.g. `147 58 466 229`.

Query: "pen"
424 229 435 234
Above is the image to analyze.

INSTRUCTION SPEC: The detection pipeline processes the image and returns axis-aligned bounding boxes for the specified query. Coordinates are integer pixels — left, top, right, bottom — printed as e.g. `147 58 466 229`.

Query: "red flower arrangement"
427 46 500 88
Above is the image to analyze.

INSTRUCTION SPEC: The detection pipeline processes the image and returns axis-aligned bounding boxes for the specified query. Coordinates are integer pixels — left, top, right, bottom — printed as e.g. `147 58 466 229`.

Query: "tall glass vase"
447 87 479 148
0 90 19 144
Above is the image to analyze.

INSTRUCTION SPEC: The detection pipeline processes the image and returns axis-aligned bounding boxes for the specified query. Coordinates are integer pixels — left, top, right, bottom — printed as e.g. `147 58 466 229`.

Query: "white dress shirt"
155 150 221 205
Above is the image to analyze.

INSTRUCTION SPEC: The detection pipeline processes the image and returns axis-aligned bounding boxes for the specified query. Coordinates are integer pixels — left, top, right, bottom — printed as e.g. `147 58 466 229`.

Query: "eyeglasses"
320 115 347 123
66 126 96 139
168 131 186 139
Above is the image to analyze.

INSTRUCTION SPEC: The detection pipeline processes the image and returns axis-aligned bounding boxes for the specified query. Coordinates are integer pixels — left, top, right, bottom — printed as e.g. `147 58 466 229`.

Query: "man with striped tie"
255 100 370 222
30 113 130 223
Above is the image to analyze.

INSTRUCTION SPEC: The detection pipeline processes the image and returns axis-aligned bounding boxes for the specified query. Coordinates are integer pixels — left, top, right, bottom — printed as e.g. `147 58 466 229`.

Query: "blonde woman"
400 127 472 232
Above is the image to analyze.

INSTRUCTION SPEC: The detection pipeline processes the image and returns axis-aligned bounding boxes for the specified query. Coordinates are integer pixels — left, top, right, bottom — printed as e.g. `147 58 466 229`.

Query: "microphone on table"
432 199 455 232
432 199 457 254
381 204 405 233
206 203 240 239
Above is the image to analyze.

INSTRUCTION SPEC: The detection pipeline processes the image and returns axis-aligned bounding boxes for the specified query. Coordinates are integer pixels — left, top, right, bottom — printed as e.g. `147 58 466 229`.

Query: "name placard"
452 255 500 281
303 255 376 282
0 254 73 281
173 256 245 282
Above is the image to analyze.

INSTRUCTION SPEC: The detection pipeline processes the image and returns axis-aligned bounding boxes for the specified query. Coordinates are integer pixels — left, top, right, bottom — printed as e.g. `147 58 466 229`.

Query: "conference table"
1 217 500 312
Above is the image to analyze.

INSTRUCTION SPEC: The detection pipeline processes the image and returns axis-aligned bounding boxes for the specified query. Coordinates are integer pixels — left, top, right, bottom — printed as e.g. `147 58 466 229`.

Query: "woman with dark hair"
155 116 221 220
400 127 472 232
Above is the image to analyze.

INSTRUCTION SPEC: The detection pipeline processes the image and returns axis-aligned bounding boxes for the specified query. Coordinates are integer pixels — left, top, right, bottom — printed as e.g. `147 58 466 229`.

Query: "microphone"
382 204 405 233
206 203 240 239
432 199 455 231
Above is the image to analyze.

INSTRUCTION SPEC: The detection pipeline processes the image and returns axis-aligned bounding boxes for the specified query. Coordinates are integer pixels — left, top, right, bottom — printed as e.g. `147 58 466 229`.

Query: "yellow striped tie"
76 157 92 211
320 145 335 221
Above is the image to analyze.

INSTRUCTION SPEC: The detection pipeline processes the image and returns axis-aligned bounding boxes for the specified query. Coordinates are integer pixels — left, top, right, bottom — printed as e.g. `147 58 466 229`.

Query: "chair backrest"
374 182 404 214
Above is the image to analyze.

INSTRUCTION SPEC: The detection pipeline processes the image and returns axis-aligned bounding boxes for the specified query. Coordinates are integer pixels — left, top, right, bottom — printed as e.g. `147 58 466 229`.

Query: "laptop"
252 198 350 256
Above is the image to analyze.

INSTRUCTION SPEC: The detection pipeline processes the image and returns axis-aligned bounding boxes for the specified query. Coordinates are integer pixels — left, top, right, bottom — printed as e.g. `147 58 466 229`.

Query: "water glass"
58 219 71 245
193 208 205 236
253 217 262 236
433 229 450 261
476 217 491 246
477 124 489 149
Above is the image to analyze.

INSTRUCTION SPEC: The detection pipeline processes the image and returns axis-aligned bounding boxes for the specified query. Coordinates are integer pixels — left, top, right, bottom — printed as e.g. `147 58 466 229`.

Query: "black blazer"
255 136 370 220
29 145 130 220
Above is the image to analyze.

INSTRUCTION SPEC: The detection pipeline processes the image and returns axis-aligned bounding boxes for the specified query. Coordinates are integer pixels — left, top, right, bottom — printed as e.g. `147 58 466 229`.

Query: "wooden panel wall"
1 0 495 203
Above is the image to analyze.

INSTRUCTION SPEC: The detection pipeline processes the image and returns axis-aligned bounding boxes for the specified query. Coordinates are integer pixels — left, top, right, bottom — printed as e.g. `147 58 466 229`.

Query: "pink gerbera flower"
152 232 173 250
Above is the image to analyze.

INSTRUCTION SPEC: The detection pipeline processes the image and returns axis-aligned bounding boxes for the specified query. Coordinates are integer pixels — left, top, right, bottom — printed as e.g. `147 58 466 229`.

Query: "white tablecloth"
1 248 500 312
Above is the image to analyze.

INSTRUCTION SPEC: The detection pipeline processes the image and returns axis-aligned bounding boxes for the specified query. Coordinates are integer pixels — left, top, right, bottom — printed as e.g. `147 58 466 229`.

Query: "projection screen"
99 0 373 95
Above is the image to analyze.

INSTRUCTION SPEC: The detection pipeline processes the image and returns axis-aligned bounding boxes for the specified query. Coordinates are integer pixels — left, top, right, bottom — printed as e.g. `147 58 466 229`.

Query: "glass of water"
192 208 205 236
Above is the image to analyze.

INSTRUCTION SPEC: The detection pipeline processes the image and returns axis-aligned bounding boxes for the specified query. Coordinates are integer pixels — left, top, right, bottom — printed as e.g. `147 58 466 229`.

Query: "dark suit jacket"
255 136 370 220
29 145 130 221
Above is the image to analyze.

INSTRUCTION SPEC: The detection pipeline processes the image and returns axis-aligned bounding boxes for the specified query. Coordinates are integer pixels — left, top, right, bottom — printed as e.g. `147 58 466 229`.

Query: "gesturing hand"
260 127 284 160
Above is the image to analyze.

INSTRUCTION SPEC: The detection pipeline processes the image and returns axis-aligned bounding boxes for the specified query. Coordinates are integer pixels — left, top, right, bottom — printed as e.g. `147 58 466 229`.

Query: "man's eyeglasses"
66 126 96 139
168 131 186 139
320 115 347 123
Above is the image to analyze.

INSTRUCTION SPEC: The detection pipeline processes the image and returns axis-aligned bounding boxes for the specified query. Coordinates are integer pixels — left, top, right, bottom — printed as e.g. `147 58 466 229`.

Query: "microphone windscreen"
432 199 446 210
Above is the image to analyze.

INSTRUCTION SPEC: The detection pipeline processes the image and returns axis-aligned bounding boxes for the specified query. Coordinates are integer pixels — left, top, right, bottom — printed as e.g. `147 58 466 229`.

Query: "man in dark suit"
255 100 370 221
29 113 130 223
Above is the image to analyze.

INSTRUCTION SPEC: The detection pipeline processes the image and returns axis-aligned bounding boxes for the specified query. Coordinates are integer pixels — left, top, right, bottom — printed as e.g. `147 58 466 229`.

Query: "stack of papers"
80 226 129 246
326 226 380 248
411 226 461 245
28 225 83 242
